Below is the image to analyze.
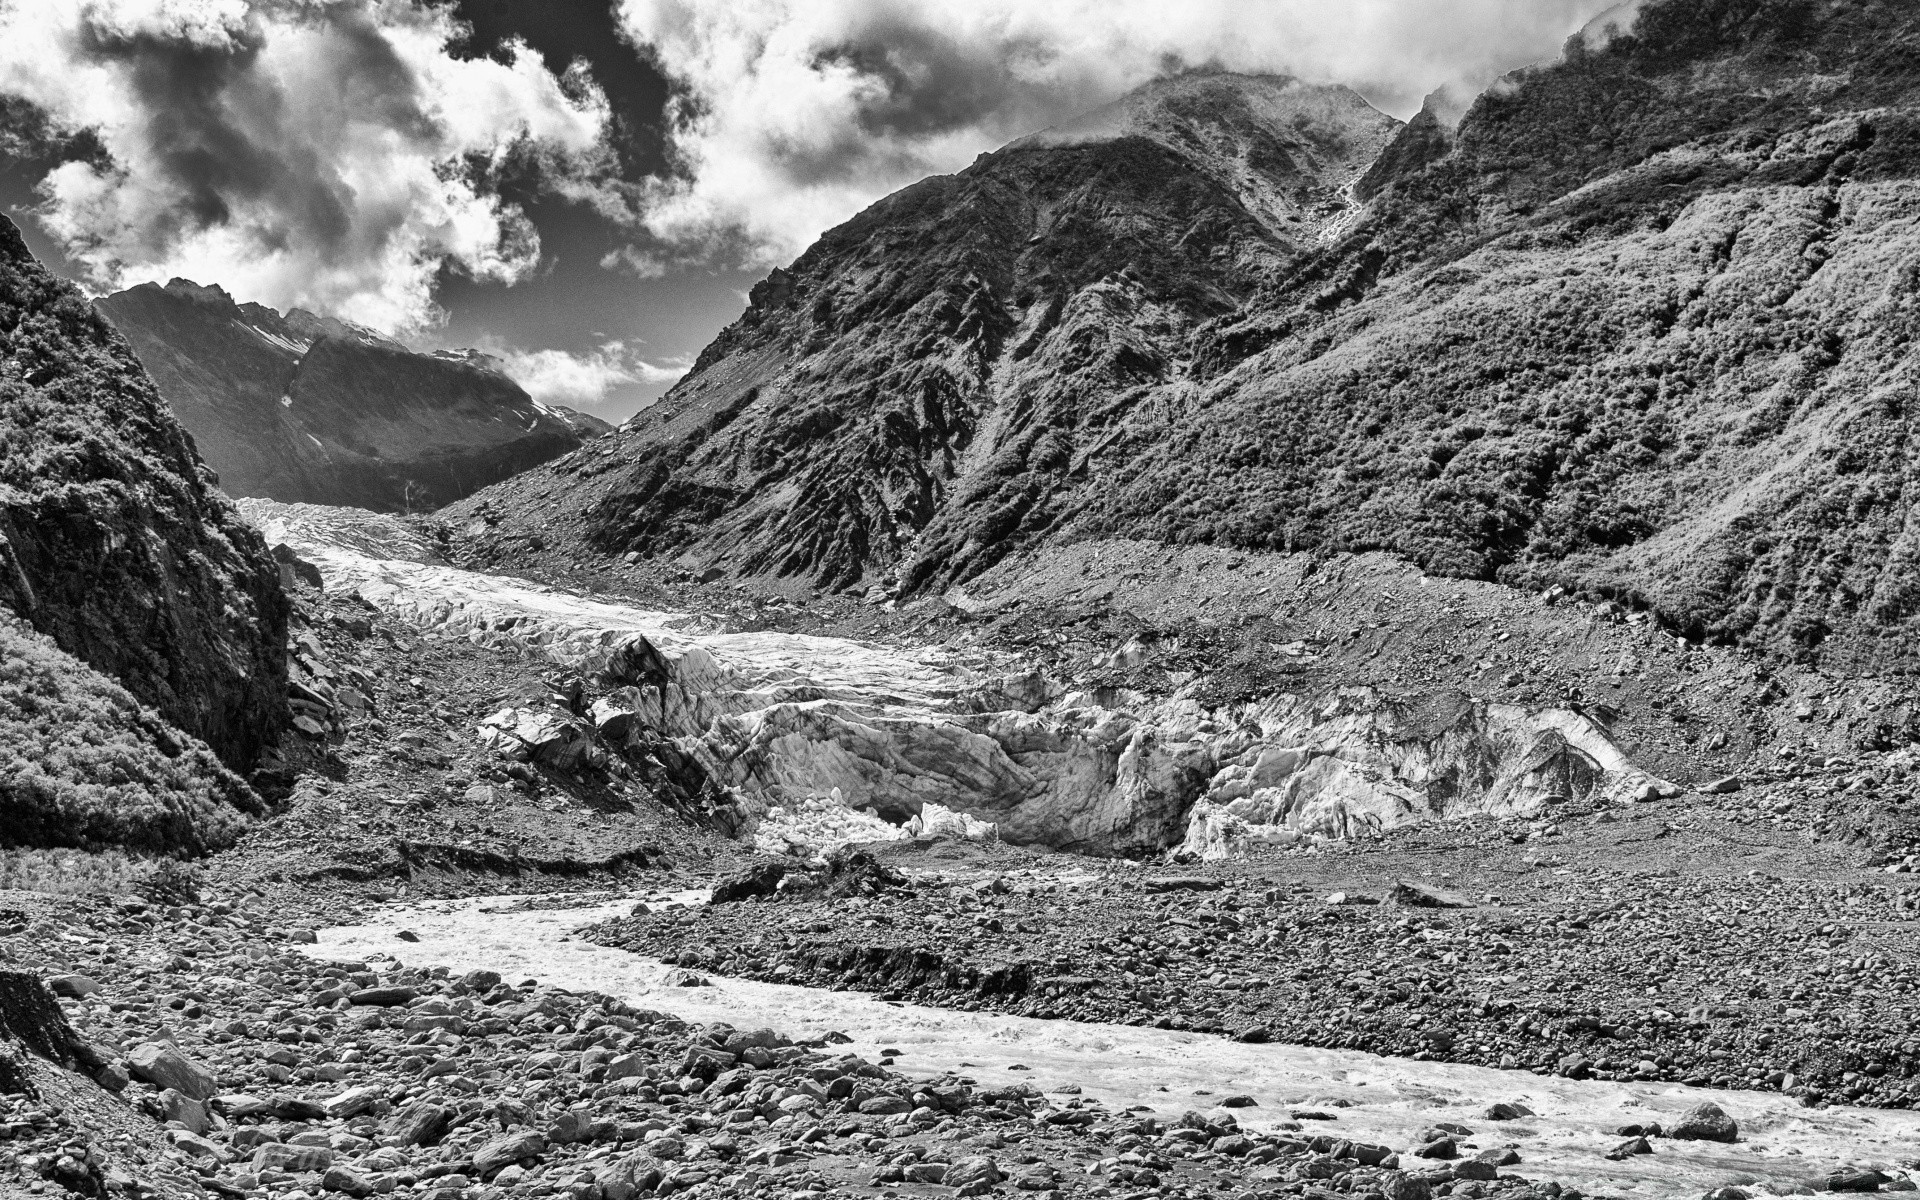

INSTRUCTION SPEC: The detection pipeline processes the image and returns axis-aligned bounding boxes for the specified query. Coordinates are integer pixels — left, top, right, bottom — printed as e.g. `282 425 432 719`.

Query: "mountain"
95 280 611 513
450 0 1920 674
0 215 285 847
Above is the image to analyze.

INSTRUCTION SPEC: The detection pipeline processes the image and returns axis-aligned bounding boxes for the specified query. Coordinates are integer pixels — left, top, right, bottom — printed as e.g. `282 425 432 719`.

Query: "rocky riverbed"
584 826 1920 1111
2 882 1915 1200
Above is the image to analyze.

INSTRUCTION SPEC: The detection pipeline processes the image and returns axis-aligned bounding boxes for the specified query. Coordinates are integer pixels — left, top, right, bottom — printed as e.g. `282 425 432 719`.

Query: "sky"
0 0 1622 422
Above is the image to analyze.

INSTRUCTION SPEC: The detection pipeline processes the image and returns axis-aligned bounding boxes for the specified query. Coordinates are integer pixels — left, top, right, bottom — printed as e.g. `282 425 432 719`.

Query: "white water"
308 895 1920 1198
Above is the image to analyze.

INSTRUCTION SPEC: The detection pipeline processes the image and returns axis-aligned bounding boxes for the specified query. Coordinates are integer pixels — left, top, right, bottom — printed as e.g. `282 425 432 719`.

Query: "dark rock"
1391 880 1475 908
1828 1167 1891 1193
473 1130 546 1179
0 217 287 780
711 859 790 904
348 986 419 1007
383 1101 452 1147
1604 1137 1652 1161
126 1041 218 1100
1667 1102 1738 1143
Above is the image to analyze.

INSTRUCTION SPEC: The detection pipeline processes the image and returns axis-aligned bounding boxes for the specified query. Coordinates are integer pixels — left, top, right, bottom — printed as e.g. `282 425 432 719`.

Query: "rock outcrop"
452 0 1920 674
255 502 1665 856
0 216 286 770
95 279 610 513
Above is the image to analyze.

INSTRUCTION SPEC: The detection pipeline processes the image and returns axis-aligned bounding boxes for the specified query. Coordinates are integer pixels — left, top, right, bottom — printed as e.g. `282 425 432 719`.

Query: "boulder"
1668 1102 1738 1143
1482 1102 1533 1120
711 859 791 903
1391 880 1474 908
253 1143 333 1173
127 1042 218 1100
45 974 101 999
381 1101 451 1147
473 1130 546 1179
597 1153 664 1200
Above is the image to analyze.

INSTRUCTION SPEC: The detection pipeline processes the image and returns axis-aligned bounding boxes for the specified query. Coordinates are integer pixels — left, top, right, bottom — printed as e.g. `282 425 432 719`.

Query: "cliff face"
95 281 610 513
0 216 287 771
456 0 1920 672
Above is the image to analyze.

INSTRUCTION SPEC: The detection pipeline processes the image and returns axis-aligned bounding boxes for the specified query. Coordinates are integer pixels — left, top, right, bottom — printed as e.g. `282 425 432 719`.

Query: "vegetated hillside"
96 280 610 513
0 612 260 854
455 0 1920 674
0 215 287 770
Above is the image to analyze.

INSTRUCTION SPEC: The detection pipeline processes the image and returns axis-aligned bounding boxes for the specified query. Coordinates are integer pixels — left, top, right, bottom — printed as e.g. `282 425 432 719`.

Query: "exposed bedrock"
248 502 1668 856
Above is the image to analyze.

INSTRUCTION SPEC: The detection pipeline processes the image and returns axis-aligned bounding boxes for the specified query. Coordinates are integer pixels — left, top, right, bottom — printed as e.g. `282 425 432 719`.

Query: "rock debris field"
2 881 1918 1200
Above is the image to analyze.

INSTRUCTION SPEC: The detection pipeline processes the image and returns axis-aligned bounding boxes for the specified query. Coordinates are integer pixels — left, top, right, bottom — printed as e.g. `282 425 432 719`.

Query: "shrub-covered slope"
454 0 1920 673
0 613 258 854
0 215 287 768
96 280 610 513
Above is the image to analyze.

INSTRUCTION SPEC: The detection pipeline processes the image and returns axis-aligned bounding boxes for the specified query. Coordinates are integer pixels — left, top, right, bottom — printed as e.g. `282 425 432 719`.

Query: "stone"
859 1095 913 1115
254 1143 334 1173
946 1156 1005 1190
1667 1102 1738 1143
380 1100 451 1147
1143 877 1222 892
324 1084 385 1118
1391 880 1474 908
598 1154 665 1200
160 1088 211 1135
348 986 419 1007
1482 1102 1533 1121
45 974 101 999
1605 1137 1653 1161
605 1052 649 1081
166 1129 225 1161
93 1058 130 1092
127 1042 218 1100
322 1165 377 1197
1413 1137 1457 1160
711 860 792 903
1828 1168 1891 1193
473 1130 546 1179
1380 1171 1432 1200
1699 776 1743 795
1012 1164 1058 1191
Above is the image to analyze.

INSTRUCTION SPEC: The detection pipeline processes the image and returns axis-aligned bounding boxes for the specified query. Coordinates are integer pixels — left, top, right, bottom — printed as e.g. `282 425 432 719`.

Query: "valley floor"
9 513 1920 1199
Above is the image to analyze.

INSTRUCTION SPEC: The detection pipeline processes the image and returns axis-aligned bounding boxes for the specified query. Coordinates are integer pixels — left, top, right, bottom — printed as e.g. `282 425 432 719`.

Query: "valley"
5 2 1920 1198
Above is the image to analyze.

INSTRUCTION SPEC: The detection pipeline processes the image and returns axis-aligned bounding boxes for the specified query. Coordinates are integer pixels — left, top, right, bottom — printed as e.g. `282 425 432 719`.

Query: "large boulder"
0 216 286 772
1667 1102 1739 1143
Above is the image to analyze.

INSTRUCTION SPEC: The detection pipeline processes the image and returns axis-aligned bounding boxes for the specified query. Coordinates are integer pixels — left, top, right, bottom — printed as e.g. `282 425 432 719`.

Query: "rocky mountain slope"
96 280 610 514
450 0 1920 677
0 216 286 781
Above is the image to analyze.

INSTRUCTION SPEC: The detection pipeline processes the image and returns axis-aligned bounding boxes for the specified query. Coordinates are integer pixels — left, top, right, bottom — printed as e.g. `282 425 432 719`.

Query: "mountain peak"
1010 72 1389 157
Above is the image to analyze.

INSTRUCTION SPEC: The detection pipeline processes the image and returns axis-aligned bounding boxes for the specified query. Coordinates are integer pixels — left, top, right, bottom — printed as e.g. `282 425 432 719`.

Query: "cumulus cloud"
496 339 687 409
0 0 611 331
618 0 1613 266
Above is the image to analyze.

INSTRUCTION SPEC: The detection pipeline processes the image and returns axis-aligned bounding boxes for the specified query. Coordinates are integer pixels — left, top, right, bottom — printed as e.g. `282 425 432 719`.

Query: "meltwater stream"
307 894 1920 1198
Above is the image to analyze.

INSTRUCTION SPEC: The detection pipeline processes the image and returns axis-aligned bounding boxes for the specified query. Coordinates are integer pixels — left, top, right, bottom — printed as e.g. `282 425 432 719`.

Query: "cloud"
496 339 687 409
0 0 612 332
617 0 1614 267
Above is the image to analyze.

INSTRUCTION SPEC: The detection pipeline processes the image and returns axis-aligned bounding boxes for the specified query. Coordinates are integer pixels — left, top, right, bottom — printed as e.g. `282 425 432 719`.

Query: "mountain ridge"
449 0 1920 674
96 279 611 513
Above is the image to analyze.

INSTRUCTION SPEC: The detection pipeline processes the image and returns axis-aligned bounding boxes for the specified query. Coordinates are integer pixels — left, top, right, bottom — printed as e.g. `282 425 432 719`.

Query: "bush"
0 611 261 854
